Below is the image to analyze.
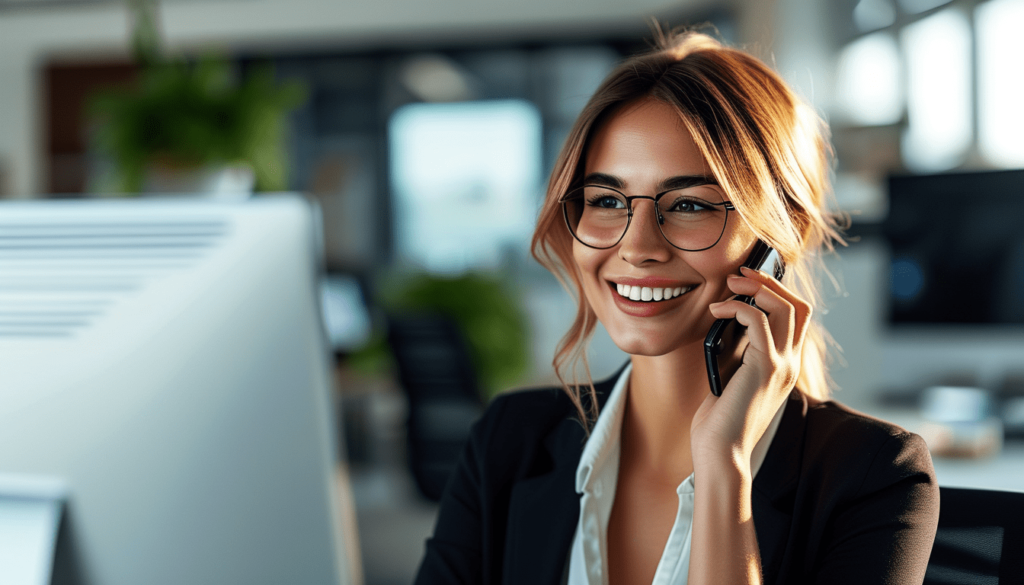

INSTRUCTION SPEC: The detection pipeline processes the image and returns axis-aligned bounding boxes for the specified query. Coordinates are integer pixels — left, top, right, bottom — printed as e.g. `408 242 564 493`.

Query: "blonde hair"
530 29 845 426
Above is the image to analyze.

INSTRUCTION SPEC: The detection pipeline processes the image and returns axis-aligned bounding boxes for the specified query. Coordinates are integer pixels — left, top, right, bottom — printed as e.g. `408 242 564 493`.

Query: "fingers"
709 265 815 395
724 274 794 353
736 266 813 349
709 299 773 357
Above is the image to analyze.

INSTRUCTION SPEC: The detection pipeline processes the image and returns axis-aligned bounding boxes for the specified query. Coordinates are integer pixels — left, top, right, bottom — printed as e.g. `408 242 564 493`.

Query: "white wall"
0 0 704 198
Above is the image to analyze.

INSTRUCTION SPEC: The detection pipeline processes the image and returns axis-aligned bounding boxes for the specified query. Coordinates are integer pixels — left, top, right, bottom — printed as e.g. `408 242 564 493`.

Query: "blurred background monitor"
0 195 357 585
320 273 372 354
884 169 1024 327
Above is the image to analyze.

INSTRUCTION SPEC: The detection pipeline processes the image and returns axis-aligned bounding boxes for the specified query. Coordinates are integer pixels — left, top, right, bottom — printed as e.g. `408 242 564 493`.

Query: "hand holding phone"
703 241 785 396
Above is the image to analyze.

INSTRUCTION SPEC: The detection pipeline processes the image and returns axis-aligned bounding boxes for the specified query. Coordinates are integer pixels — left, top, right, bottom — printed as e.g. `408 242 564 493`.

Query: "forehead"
584 98 711 185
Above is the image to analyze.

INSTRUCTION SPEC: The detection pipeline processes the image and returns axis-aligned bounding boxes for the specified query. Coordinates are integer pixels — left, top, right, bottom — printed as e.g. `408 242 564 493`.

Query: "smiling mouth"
613 283 695 302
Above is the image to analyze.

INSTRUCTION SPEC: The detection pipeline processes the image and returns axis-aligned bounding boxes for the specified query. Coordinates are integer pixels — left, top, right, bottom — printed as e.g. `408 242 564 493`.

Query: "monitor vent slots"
0 219 228 338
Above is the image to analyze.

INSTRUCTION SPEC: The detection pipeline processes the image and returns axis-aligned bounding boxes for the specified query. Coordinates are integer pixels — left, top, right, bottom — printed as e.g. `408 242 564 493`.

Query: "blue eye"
586 194 626 209
665 197 715 213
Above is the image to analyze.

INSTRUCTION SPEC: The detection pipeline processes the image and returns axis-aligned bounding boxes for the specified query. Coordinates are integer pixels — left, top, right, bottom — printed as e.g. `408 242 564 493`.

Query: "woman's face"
573 97 758 356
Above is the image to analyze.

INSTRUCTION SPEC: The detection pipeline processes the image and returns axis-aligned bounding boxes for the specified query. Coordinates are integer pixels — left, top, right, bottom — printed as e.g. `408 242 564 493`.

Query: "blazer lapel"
502 416 585 585
753 392 808 585
501 367 624 585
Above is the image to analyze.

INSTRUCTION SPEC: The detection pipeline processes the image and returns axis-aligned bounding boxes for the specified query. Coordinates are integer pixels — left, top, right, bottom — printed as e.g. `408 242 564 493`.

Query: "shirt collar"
574 362 631 494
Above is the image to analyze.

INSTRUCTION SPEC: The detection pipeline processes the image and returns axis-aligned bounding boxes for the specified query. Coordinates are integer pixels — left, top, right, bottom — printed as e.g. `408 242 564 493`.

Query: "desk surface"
864 407 1024 493
929 443 1024 493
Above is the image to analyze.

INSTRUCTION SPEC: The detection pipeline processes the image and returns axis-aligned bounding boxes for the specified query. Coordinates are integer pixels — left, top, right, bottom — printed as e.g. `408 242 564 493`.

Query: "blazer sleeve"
414 397 507 585
810 431 940 585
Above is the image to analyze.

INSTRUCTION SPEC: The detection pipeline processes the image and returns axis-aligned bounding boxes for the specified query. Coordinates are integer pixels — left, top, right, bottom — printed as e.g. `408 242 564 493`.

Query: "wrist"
694 449 753 488
694 457 756 525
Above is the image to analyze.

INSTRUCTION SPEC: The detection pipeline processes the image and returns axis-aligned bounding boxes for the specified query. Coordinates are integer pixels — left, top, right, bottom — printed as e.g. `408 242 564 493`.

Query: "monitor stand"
0 476 66 585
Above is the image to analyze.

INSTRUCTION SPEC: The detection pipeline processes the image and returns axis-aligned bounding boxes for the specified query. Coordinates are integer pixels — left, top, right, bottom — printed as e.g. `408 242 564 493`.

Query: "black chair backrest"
925 487 1024 585
387 313 484 501
388 313 481 404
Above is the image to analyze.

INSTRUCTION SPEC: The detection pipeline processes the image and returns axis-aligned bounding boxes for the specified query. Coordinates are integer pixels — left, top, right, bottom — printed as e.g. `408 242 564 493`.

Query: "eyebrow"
582 172 719 191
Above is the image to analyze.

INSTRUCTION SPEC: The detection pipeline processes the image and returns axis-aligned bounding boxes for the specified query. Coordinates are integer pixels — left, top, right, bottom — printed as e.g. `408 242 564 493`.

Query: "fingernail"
739 266 755 275
727 274 741 280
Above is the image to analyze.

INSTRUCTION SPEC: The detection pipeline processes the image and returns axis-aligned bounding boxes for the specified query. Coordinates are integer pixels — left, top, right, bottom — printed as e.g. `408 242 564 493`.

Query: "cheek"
722 230 755 267
684 247 740 286
572 241 598 278
572 242 608 303
703 222 758 277
691 248 744 282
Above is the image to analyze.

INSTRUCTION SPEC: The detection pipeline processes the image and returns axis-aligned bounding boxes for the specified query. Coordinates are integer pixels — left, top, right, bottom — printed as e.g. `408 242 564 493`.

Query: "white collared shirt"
567 363 787 585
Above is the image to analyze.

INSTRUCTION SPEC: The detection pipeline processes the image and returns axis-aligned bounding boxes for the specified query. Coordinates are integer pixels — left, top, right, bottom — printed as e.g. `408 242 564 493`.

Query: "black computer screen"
884 169 1024 326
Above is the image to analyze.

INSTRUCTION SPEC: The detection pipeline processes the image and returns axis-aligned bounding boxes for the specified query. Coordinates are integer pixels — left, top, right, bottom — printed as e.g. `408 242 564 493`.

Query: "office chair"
388 313 484 501
924 487 1024 584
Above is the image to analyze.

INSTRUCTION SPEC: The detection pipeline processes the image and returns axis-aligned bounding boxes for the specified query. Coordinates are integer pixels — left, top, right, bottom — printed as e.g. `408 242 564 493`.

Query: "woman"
415 30 939 585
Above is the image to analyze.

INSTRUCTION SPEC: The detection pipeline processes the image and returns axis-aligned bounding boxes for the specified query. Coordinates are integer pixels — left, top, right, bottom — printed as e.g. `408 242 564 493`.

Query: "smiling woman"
415 29 939 585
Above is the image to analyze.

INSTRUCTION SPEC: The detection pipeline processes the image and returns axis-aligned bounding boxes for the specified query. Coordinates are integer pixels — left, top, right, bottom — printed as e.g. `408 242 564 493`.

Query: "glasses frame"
559 184 735 252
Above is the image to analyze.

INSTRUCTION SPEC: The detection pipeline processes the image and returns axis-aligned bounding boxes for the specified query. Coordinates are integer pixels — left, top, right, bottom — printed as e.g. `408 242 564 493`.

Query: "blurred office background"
1 0 1023 583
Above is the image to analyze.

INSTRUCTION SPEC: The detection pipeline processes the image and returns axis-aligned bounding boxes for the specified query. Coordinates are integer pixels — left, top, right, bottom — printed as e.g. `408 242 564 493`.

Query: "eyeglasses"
560 184 735 251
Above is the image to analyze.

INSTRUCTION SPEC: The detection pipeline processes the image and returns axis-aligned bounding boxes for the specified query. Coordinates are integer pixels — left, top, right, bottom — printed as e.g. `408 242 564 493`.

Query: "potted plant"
89 0 305 196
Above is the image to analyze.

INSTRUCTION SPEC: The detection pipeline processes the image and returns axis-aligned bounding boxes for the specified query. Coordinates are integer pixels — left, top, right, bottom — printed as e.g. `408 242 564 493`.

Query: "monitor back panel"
0 196 349 585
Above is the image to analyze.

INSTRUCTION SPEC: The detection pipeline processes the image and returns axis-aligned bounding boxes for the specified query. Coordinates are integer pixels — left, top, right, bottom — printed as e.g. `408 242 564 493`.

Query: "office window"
836 32 902 125
389 100 542 274
897 0 953 13
835 0 1024 175
853 0 897 31
976 0 1024 167
900 8 972 171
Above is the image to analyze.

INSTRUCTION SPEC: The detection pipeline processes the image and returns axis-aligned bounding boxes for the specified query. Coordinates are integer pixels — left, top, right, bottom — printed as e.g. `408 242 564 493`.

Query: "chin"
604 325 696 358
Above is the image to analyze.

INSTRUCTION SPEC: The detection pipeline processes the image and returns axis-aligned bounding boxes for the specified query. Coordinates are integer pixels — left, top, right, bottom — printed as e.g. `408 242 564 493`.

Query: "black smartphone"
703 240 785 397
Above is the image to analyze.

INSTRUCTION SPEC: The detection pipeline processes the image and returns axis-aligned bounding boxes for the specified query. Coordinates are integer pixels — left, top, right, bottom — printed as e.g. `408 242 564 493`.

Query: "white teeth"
615 283 693 302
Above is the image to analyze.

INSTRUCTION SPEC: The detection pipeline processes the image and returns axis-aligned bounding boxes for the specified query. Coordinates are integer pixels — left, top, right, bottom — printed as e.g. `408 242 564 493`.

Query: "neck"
621 333 747 485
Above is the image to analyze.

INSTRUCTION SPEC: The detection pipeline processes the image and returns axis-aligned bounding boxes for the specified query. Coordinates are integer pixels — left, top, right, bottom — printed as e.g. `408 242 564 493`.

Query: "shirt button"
594 480 603 497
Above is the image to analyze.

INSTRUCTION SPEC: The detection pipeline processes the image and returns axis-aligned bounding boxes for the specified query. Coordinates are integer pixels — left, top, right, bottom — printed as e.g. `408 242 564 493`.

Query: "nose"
617 198 673 266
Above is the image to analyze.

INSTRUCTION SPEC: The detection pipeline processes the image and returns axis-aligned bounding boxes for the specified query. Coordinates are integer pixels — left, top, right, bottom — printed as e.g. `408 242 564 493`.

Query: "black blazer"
415 369 940 585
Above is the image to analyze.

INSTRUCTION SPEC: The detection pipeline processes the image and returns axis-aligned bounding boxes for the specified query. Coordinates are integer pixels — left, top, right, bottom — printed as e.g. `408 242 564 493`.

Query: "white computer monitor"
0 195 356 585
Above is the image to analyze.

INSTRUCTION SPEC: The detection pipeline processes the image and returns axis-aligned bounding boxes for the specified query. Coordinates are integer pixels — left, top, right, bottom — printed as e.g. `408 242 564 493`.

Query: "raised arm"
688 266 813 585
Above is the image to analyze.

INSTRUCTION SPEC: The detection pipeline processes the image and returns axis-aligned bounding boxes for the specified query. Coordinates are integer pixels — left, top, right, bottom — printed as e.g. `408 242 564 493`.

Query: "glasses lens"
656 188 728 251
563 186 629 248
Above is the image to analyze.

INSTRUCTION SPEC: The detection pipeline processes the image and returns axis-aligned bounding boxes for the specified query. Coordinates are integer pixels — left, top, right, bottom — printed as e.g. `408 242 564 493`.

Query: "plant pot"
142 163 255 200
